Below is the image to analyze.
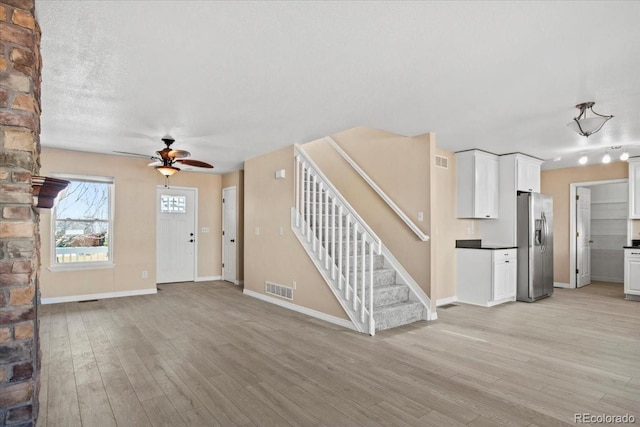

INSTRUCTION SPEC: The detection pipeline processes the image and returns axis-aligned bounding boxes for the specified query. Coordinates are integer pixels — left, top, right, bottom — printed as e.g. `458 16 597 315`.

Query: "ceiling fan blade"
114 150 155 159
176 159 214 168
169 149 191 159
148 161 162 167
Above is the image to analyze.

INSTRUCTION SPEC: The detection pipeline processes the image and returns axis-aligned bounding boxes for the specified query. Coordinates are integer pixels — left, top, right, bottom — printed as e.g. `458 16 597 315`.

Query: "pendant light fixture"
567 102 613 137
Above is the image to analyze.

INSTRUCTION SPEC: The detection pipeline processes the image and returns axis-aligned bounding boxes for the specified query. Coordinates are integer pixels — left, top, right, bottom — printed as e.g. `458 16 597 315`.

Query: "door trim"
222 186 237 284
156 185 198 283
568 179 629 289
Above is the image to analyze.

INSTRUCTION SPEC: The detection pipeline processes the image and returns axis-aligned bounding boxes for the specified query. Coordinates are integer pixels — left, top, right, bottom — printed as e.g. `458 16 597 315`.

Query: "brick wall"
0 0 42 425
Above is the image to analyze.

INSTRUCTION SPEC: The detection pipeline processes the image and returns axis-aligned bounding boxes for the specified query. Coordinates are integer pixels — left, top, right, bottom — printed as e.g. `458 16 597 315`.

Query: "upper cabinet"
629 158 640 218
515 155 543 193
456 150 499 219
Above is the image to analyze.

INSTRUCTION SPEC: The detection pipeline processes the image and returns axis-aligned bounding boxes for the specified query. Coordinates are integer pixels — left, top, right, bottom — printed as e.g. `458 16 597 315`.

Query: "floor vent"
265 281 293 300
435 155 449 169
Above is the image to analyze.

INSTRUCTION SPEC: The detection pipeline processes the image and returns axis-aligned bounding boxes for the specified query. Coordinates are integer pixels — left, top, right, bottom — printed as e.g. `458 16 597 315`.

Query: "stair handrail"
325 136 430 242
294 144 381 254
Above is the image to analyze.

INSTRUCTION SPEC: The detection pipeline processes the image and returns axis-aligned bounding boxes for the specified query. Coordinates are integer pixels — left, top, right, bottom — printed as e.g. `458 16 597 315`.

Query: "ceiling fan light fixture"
567 102 613 137
156 165 180 176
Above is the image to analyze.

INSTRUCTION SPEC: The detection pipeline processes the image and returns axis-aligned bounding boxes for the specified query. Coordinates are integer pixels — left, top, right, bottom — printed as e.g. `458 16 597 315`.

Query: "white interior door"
157 187 196 283
222 187 237 283
576 187 591 287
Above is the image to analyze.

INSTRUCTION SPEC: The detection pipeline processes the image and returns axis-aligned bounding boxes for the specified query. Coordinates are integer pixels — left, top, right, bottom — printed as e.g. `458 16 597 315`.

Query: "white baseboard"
436 296 457 306
41 288 157 305
591 276 623 284
554 282 571 288
196 276 222 282
243 289 356 331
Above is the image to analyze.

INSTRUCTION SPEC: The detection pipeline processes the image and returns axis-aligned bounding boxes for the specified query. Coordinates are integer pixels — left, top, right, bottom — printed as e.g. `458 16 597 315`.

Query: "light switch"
255 226 260 235
201 227 210 233
275 169 286 179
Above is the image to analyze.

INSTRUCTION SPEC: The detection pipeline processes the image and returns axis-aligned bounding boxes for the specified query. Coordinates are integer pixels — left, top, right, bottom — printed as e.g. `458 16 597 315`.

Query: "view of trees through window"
54 178 112 264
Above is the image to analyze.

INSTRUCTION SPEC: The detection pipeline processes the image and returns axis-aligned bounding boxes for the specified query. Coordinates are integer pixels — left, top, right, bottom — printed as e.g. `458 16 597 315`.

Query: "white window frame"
49 173 115 272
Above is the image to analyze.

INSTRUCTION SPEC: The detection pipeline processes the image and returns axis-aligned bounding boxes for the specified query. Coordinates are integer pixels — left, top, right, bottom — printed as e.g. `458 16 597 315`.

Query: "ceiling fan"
115 136 214 176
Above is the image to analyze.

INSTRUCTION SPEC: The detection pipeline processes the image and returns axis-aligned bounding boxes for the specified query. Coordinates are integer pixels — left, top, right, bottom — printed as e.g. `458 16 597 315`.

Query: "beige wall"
222 170 244 281
244 146 347 318
304 127 435 297
40 148 222 299
433 148 482 302
541 161 627 284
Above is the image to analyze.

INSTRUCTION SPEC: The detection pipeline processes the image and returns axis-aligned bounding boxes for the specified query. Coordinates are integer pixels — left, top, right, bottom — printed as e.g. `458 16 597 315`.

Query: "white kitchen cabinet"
628 158 640 218
480 153 543 246
456 150 499 219
457 248 517 306
516 155 542 193
624 248 640 297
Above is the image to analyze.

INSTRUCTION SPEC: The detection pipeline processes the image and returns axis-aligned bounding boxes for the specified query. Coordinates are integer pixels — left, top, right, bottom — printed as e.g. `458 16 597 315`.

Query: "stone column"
0 0 42 425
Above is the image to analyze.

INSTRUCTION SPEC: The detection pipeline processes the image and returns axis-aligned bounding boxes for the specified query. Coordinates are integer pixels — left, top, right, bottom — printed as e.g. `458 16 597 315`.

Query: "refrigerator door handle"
540 212 548 253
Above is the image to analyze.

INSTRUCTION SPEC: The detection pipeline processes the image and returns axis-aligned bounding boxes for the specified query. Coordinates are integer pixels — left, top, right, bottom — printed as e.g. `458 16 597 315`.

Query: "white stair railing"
292 144 380 335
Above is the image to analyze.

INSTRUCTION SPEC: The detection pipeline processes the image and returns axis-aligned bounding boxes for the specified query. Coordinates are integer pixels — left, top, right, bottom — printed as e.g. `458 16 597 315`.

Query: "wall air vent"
265 281 293 300
435 155 449 169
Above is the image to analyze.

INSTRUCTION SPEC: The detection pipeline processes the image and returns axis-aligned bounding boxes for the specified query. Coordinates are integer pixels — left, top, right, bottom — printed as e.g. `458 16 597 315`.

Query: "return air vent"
435 155 449 169
265 281 293 300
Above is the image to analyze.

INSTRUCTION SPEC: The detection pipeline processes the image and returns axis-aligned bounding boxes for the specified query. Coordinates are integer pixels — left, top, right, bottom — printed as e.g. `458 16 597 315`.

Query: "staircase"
292 145 431 335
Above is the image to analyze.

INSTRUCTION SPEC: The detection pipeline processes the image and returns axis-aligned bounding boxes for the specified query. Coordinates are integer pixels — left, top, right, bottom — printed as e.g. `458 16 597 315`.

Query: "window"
52 175 114 269
160 195 186 213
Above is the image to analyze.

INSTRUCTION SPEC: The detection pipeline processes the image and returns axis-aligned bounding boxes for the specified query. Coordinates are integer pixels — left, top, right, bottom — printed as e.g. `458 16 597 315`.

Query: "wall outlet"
417 211 424 222
292 281 296 290
255 226 260 235
279 226 284 236
142 270 148 279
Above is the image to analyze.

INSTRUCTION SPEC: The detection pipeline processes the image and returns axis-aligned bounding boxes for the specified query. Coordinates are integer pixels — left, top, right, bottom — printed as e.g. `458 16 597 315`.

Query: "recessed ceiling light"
620 151 630 161
553 156 562 162
602 152 611 164
578 155 588 165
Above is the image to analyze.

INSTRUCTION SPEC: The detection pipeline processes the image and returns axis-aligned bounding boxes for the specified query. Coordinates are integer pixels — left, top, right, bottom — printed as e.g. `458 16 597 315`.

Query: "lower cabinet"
457 248 517 306
624 249 640 297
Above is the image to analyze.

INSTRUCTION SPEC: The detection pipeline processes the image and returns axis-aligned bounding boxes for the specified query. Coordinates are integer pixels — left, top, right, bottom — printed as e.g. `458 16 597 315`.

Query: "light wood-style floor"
38 281 640 427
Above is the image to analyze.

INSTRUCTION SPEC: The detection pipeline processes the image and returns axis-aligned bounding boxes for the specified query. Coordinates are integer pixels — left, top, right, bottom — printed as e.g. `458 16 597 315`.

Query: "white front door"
576 187 591 288
157 187 196 283
222 187 237 283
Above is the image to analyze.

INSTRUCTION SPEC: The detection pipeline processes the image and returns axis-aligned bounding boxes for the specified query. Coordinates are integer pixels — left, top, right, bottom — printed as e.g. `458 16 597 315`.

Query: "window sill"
47 262 116 272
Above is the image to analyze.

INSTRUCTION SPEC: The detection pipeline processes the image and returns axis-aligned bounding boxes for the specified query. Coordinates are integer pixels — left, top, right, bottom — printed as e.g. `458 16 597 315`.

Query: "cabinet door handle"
485 215 490 218
505 260 510 263
632 252 640 255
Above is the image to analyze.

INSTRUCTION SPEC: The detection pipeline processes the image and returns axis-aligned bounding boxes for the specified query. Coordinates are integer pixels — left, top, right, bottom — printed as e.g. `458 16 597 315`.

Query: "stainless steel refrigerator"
517 192 554 302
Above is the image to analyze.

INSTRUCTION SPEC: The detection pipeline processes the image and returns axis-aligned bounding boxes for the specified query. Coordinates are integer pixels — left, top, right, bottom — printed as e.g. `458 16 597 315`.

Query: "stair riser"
346 269 396 287
359 285 410 308
374 303 424 331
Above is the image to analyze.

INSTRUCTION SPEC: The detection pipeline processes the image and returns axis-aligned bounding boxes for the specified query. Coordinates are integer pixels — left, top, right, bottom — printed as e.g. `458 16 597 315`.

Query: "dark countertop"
624 246 640 249
456 239 517 250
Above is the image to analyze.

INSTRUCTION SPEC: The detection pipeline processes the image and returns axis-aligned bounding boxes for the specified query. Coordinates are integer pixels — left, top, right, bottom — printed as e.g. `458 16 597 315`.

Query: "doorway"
222 186 237 284
156 186 197 283
570 179 628 288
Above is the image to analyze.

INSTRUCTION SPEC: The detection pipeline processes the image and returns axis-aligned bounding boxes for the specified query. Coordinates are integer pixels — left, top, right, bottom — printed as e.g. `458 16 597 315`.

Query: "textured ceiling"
35 1 640 173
